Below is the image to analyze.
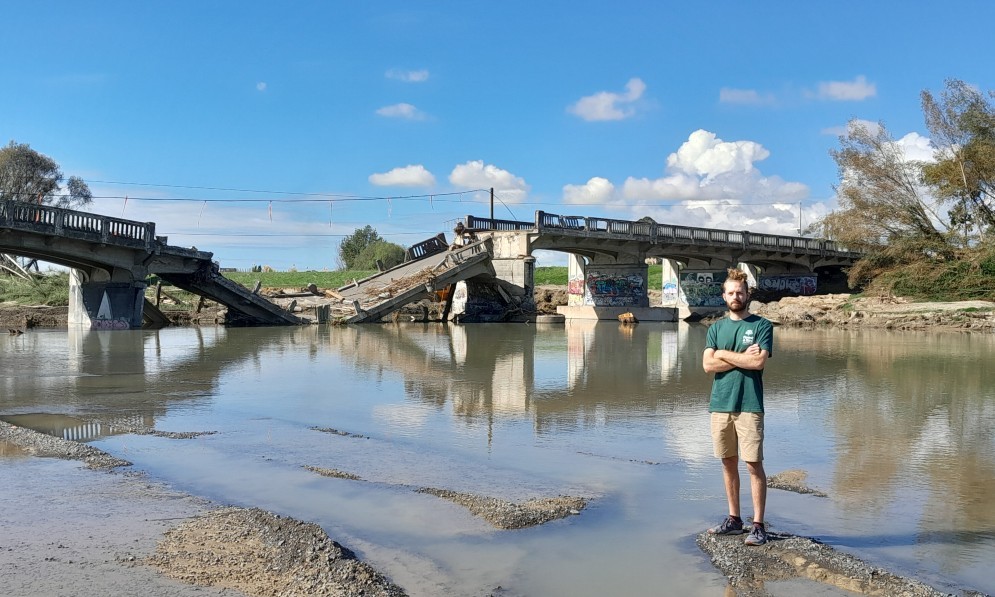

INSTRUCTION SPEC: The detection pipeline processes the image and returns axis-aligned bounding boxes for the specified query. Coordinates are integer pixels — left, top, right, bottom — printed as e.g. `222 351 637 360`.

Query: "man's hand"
703 343 768 373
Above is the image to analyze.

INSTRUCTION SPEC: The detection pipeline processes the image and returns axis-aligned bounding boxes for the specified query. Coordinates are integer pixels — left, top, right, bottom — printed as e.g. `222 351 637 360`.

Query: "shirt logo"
741 329 755 346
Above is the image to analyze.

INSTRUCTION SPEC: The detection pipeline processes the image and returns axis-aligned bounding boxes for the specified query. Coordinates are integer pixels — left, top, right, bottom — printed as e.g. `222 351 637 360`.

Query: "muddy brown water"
2 323 993 596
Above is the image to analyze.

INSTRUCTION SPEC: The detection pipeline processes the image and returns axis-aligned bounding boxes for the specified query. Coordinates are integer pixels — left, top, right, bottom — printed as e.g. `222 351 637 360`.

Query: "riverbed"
2 322 993 596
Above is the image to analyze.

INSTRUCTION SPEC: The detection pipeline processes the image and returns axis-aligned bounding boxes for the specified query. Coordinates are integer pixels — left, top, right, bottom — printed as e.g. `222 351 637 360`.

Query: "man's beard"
727 299 747 314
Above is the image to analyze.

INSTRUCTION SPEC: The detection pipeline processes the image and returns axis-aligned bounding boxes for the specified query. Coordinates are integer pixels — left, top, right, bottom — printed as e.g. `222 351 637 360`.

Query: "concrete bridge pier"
558 254 677 321
447 233 537 322
68 269 147 330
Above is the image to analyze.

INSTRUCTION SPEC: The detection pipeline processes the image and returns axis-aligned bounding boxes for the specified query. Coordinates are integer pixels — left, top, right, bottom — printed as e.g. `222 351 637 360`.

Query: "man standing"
702 268 773 546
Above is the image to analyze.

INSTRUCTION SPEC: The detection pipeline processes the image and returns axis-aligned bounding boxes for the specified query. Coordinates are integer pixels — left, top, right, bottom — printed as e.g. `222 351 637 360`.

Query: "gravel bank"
697 529 956 597
147 507 406 597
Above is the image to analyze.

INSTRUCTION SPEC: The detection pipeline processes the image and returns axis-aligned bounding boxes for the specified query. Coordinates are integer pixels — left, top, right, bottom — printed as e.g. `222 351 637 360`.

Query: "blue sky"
4 1 994 270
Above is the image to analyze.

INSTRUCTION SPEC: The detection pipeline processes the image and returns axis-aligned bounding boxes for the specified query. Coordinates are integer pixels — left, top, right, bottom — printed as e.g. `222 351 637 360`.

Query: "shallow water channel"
2 322 994 596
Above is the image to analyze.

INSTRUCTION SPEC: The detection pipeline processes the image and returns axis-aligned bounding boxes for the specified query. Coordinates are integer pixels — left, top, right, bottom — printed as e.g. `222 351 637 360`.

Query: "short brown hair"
724 268 750 292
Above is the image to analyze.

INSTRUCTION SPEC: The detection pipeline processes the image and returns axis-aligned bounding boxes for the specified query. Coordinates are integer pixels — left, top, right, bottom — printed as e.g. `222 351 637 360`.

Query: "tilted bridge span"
0 199 302 328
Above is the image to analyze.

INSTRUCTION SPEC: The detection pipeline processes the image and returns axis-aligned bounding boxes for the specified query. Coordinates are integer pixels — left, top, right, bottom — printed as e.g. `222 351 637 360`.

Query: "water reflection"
0 413 144 441
319 322 700 432
774 328 995 581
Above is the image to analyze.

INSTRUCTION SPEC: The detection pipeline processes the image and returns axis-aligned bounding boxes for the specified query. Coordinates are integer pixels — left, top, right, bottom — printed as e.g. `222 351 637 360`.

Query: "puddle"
0 413 133 442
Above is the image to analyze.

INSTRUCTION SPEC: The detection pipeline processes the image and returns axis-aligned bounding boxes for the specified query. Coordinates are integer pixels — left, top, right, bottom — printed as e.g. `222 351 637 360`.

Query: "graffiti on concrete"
680 270 726 307
758 274 817 295
662 280 679 306
585 272 645 307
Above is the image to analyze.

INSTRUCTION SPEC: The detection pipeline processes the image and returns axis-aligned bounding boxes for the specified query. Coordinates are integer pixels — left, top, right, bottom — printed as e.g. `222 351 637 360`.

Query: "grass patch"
865 245 995 302
223 270 376 289
534 266 567 286
0 272 70 305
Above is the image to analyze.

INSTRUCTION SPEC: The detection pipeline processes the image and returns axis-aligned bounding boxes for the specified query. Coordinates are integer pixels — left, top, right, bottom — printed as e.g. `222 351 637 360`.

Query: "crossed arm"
702 343 768 373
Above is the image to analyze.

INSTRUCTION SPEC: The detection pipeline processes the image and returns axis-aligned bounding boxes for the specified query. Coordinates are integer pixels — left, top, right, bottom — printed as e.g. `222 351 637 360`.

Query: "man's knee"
745 460 765 477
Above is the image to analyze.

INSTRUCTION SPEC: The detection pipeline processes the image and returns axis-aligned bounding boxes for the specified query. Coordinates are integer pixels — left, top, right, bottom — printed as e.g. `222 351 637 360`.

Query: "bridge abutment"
68 269 147 330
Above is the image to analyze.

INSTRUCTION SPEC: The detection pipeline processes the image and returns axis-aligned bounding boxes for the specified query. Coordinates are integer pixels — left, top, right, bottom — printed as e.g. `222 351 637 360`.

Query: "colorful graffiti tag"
758 275 817 295
680 270 727 307
585 272 645 307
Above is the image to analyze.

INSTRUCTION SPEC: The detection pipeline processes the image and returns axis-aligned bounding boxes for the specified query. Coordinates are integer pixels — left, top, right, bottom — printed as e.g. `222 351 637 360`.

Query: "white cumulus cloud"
816 75 876 101
892 132 935 162
369 165 436 187
386 68 430 83
568 78 646 121
563 177 615 205
449 160 530 203
666 129 770 180
375 103 427 120
256 82 267 92
559 129 812 235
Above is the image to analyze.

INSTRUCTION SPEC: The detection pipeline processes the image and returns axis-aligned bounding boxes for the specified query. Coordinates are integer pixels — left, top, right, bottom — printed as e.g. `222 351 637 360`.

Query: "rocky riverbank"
749 294 995 332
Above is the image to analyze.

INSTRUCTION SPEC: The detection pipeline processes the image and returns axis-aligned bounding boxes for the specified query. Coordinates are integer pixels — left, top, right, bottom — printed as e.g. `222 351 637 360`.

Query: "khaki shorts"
711 412 764 462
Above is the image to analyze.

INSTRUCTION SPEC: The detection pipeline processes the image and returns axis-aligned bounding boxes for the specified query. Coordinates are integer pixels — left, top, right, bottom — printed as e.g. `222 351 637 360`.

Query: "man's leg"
745 460 766 524
721 455 741 517
708 413 746 534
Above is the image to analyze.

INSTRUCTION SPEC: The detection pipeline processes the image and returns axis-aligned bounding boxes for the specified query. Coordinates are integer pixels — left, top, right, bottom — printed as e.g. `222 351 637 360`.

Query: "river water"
2 322 994 596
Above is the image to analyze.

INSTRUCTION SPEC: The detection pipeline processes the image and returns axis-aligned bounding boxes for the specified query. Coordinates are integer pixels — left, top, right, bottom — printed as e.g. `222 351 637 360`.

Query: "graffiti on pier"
585 272 645 307
758 274 817 295
680 270 726 308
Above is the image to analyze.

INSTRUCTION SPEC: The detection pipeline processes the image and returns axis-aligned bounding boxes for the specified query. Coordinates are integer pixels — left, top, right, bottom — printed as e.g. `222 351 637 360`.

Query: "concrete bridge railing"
468 210 855 260
0 199 158 250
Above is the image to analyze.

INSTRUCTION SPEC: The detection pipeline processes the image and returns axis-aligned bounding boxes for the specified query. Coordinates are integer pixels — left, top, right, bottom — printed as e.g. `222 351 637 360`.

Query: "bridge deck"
466 210 861 265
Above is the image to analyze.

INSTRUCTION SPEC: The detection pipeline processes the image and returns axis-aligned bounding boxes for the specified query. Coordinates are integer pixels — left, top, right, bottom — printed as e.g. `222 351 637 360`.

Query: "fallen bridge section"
159 263 303 326
336 238 495 323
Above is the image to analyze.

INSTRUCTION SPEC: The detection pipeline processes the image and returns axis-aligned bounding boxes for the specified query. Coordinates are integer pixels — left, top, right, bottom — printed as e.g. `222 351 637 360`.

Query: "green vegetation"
534 266 566 285
223 270 376 289
819 78 995 300
0 271 70 305
0 141 93 208
337 225 405 270
869 246 995 301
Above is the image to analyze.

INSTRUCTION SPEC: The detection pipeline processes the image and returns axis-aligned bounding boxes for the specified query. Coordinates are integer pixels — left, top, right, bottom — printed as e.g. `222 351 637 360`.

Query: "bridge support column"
557 255 677 322
69 269 146 330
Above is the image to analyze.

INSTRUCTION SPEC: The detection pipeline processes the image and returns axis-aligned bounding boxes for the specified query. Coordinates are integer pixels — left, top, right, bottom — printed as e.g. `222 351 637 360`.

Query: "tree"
353 240 406 270
819 120 954 288
822 120 949 251
0 141 92 208
338 225 406 270
920 79 995 241
338 225 384 269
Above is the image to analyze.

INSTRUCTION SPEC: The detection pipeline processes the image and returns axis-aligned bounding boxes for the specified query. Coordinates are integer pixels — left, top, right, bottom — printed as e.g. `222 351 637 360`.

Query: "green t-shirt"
706 314 773 413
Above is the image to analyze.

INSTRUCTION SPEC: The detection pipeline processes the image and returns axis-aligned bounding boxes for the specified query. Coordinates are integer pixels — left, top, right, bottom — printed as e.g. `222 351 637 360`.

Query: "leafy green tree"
823 120 949 250
920 79 995 241
819 120 953 288
338 225 384 269
352 240 406 271
0 141 92 208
